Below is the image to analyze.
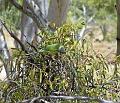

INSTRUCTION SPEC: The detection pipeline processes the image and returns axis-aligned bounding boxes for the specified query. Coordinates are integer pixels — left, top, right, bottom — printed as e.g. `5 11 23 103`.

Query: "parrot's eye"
58 46 65 53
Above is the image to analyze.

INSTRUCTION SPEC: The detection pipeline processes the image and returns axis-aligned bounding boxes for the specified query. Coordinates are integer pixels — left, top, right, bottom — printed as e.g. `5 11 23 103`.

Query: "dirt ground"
93 40 116 62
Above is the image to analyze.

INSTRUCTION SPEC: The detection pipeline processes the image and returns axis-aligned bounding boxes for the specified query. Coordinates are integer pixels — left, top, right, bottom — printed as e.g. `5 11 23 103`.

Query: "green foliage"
69 0 116 42
70 0 116 19
0 0 22 29
0 7 21 29
0 0 118 102
0 23 120 103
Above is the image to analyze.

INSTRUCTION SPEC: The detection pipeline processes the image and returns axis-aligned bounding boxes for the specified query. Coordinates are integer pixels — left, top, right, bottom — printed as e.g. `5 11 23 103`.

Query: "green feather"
40 43 65 54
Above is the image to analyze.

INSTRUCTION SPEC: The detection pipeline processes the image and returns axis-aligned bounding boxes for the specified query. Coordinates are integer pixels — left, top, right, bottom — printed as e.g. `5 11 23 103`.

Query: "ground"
93 40 116 62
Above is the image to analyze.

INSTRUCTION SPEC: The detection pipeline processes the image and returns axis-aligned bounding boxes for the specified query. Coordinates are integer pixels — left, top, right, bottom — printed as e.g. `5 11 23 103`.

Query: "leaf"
29 69 35 80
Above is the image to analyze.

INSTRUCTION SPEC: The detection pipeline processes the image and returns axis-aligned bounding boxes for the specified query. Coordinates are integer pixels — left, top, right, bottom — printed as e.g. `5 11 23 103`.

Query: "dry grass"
93 40 116 62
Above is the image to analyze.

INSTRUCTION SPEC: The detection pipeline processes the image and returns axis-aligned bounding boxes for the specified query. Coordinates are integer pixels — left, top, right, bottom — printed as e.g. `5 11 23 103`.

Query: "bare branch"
0 20 28 53
20 95 114 103
9 0 47 29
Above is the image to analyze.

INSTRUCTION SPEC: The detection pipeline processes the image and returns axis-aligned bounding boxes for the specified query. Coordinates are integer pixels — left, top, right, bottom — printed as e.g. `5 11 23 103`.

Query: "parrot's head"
58 46 65 53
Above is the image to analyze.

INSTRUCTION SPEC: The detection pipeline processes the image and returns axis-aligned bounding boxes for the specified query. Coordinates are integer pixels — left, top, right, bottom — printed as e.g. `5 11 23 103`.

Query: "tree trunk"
35 0 48 18
21 0 37 44
0 22 10 59
21 0 48 44
0 21 10 80
47 0 71 27
18 0 70 44
116 0 120 56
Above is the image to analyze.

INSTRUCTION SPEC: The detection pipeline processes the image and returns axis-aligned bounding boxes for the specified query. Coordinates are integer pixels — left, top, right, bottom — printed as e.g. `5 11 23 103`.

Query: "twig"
20 95 115 103
26 41 38 52
0 20 28 53
9 0 47 30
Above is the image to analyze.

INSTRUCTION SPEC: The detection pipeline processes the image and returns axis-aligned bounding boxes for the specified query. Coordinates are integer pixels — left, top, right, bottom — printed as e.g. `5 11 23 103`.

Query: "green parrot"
40 43 65 54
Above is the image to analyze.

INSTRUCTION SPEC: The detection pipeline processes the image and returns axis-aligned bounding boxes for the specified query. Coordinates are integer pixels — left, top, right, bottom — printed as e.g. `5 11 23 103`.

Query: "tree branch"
0 20 28 53
20 95 114 103
9 0 47 29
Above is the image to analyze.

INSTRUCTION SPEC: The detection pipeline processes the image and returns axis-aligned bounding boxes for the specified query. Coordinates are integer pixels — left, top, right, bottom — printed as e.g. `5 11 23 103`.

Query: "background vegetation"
0 0 119 103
